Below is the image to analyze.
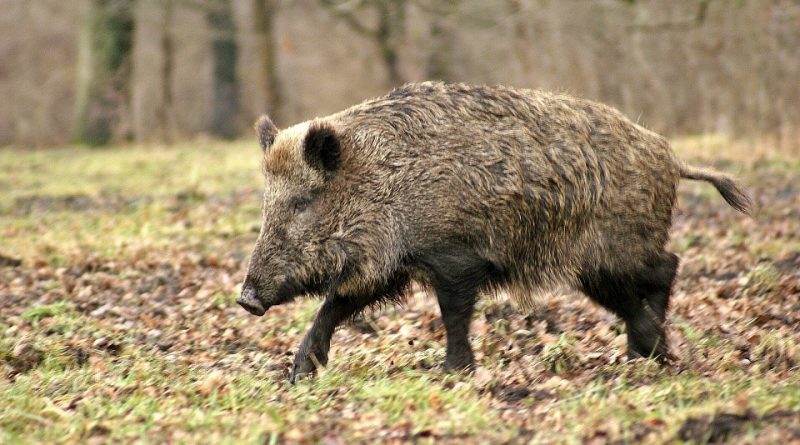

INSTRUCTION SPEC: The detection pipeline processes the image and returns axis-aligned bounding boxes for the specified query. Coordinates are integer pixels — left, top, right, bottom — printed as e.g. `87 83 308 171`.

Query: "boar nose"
237 284 266 316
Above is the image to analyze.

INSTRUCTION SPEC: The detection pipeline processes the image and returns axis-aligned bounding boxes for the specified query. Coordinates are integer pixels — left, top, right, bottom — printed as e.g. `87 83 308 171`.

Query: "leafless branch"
318 0 376 37
626 0 712 32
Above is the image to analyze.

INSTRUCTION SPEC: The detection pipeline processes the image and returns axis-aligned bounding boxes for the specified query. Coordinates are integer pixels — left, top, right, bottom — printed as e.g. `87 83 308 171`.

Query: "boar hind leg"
579 252 678 362
425 251 497 370
291 296 369 383
436 287 477 370
640 253 679 324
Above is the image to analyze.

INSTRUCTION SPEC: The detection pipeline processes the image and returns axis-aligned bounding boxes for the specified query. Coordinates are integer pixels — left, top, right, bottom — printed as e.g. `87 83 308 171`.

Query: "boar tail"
679 164 754 215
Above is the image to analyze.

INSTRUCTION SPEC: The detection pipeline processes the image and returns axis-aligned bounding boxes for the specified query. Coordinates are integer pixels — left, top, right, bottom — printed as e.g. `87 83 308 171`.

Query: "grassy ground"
1 136 798 444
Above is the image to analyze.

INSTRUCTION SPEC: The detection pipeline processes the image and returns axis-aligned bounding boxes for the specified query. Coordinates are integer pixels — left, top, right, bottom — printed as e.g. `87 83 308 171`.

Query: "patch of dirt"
677 411 756 443
8 188 260 216
774 251 800 274
0 253 22 267
11 192 150 215
677 410 800 443
493 385 552 403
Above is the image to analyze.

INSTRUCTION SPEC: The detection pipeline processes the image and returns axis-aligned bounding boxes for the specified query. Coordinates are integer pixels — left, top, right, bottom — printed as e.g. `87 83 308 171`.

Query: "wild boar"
237 81 752 382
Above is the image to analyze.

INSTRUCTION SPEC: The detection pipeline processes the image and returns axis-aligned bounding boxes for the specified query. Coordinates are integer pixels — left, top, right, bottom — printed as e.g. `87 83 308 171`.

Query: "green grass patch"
1 138 798 443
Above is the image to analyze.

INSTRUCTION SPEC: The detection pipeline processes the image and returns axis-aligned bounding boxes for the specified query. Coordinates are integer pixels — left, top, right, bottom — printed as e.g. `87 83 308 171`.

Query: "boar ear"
255 115 278 152
303 121 340 173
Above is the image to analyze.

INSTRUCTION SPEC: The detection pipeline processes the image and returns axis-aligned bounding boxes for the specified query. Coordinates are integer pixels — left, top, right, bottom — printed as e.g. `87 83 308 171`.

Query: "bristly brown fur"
255 115 277 151
240 81 753 379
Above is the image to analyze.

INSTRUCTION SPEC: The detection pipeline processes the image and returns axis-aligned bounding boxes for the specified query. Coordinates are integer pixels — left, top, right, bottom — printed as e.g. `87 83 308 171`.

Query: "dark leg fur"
291 273 410 382
579 252 679 361
436 286 478 370
422 249 498 370
639 253 679 324
291 295 370 383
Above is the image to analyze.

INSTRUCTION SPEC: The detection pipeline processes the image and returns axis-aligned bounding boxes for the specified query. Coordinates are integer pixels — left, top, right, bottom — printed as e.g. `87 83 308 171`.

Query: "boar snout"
237 282 266 316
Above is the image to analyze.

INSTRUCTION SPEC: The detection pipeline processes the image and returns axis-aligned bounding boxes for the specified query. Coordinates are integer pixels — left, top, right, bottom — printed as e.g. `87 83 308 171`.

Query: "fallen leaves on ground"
1 138 798 443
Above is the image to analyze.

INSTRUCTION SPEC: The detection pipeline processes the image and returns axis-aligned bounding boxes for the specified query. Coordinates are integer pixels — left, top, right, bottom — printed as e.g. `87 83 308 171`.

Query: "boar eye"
292 197 311 214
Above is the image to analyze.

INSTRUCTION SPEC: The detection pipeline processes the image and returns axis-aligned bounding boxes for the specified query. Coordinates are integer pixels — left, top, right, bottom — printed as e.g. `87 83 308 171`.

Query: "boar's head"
237 115 351 316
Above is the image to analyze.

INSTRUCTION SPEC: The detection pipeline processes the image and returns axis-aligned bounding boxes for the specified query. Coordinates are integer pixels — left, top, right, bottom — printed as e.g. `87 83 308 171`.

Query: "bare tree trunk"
206 0 241 139
376 0 406 86
73 0 136 145
510 0 532 82
319 0 407 87
157 0 176 142
252 0 282 123
420 1 457 81
426 16 451 81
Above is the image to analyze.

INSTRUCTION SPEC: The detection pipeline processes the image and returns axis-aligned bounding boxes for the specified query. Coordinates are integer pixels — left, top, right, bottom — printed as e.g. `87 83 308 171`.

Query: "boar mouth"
236 277 313 316
237 260 348 316
237 285 267 316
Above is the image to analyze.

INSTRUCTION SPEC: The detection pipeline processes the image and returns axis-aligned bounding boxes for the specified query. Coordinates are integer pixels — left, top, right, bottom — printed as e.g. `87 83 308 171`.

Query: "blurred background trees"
73 0 135 145
1 0 798 147
204 0 242 139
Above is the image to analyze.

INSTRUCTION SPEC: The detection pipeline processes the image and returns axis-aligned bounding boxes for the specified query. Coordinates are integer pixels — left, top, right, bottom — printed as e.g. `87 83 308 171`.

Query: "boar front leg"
291 296 367 383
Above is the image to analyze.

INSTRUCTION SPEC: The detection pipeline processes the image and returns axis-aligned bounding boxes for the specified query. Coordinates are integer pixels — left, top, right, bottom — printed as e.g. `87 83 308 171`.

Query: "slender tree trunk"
157 0 176 142
252 0 282 123
206 0 240 139
511 0 533 82
378 38 402 86
318 0 407 87
377 0 406 86
426 14 456 81
73 0 136 145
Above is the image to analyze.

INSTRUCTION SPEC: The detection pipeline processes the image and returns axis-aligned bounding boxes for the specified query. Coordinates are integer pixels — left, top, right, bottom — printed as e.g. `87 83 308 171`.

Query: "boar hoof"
626 347 672 365
444 354 474 372
289 352 325 383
